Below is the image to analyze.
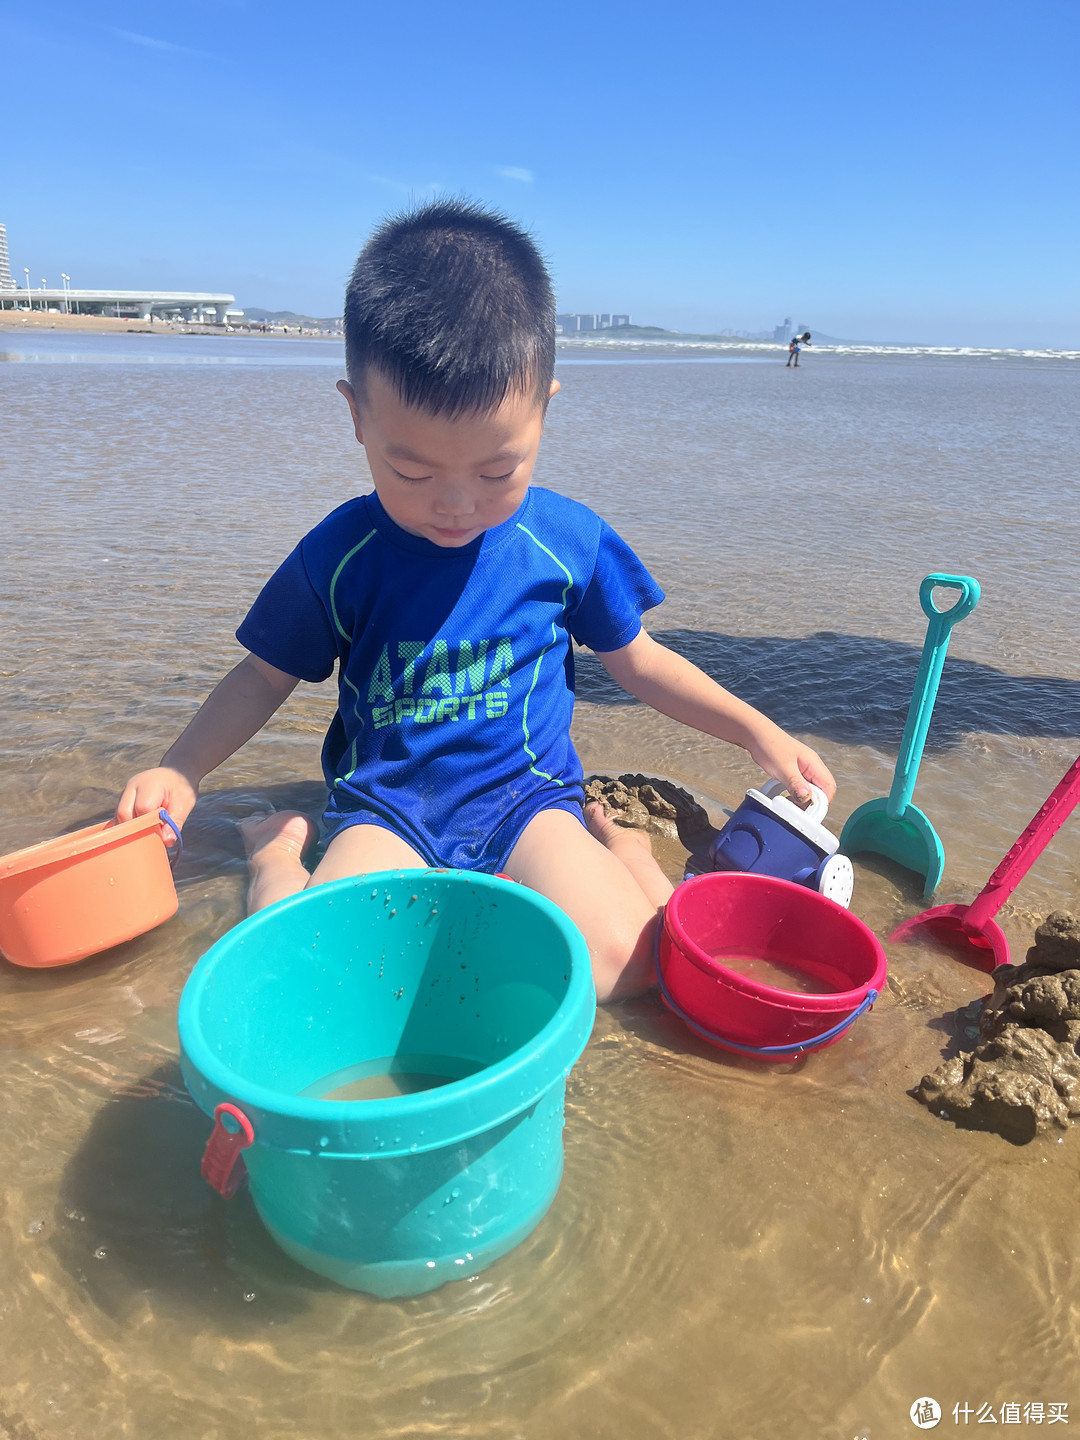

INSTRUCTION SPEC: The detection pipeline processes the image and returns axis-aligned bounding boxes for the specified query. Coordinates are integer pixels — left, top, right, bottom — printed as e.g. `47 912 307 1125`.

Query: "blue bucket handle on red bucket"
652 908 878 1058
159 808 182 866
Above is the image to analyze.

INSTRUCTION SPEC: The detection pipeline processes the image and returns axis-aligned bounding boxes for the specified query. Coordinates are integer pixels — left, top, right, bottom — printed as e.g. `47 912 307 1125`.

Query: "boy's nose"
433 484 475 516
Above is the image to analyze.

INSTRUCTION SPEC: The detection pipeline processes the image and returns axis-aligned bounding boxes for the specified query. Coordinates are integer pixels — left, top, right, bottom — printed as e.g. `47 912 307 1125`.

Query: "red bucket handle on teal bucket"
652 912 879 1058
202 1102 255 1198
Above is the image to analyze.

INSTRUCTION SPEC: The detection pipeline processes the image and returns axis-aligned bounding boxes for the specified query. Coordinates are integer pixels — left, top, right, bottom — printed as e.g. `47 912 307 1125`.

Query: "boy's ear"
336 379 365 443
548 378 561 399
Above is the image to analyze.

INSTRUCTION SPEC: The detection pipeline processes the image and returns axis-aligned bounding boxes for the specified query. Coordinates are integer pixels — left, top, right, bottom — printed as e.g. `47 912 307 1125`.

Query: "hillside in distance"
241 306 342 328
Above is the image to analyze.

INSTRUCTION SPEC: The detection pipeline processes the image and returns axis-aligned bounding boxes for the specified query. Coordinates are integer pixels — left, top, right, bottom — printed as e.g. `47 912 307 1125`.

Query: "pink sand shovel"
890 753 1080 971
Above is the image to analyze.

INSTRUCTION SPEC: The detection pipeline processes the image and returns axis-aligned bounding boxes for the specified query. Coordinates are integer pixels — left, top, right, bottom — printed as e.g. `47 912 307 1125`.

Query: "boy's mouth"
430 525 477 542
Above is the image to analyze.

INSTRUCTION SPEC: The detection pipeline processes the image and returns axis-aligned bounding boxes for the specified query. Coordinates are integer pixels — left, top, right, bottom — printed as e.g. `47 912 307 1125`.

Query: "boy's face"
337 370 558 548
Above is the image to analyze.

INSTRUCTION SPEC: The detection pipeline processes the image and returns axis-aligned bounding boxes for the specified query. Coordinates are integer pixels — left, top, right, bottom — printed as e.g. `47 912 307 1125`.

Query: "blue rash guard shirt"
236 485 665 871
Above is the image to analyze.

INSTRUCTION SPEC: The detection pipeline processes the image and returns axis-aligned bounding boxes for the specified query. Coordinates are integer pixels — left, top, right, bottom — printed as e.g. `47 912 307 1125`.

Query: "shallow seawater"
317 1073 452 1101
302 1056 482 1102
2 332 1080 1437
713 953 839 995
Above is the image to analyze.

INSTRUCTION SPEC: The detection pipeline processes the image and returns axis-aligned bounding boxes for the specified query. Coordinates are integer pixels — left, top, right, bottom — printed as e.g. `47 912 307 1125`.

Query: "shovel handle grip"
887 574 980 819
965 754 1080 930
919 574 981 626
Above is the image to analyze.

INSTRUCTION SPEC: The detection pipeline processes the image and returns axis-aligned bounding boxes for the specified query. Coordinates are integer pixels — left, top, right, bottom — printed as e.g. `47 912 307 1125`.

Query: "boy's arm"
116 653 302 832
594 629 835 802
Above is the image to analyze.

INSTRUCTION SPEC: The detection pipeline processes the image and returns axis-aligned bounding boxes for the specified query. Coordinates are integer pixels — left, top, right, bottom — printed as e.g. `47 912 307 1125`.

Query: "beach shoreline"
0 311 337 338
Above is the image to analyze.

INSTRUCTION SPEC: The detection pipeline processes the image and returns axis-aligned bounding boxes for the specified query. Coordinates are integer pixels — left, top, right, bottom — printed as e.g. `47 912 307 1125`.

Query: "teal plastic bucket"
178 870 595 1297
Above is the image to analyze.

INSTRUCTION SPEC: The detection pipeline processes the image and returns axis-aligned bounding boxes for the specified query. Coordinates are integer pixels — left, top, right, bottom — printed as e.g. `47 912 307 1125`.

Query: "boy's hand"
116 767 199 844
110 653 299 847
747 727 836 805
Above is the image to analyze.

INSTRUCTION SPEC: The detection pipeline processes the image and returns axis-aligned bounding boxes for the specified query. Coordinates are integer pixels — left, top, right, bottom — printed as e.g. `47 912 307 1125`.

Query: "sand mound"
914 912 1080 1144
582 773 713 843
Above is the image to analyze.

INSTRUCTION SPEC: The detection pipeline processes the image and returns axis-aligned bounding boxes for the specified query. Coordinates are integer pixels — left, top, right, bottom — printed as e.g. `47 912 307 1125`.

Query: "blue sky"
4 0 1078 346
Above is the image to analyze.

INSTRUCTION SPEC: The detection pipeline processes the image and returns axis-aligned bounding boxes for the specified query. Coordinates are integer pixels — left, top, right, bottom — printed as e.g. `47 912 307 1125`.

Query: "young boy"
117 200 834 1002
786 331 812 367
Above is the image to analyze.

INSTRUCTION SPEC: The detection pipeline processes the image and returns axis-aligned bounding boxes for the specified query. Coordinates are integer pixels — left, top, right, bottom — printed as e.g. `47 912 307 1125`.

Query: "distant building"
0 220 234 320
772 316 792 344
0 223 13 291
0 285 236 322
556 312 631 334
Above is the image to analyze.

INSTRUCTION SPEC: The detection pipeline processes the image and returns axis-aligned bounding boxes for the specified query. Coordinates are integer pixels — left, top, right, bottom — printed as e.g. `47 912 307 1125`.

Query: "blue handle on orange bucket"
159 808 182 866
652 911 878 1058
886 573 980 821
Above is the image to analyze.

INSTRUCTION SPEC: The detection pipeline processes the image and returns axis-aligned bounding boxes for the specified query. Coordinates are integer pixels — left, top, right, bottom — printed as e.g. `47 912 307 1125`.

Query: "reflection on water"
0 331 347 366
1 339 1079 1437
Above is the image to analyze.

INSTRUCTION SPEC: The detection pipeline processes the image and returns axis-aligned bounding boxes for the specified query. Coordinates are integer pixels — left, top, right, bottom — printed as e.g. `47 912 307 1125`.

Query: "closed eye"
390 467 431 483
480 470 516 482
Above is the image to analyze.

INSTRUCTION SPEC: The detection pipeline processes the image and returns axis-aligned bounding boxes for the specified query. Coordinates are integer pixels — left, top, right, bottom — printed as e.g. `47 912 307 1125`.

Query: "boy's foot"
236 810 318 863
584 800 655 856
236 810 320 915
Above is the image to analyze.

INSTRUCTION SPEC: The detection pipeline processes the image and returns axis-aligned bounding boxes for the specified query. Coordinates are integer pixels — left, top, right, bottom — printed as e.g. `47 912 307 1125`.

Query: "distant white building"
773 316 792 344
0 223 13 291
556 312 631 334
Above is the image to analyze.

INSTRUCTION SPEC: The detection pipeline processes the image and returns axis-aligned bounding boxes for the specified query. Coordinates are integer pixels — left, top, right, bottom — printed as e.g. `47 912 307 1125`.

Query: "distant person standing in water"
787 331 811 367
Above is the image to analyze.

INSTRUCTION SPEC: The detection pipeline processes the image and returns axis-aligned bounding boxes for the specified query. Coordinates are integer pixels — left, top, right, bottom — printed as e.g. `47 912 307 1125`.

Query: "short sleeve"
567 519 665 652
235 544 339 683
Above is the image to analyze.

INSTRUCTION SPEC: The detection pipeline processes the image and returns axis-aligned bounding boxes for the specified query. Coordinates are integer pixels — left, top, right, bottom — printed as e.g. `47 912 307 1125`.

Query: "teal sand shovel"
840 573 980 899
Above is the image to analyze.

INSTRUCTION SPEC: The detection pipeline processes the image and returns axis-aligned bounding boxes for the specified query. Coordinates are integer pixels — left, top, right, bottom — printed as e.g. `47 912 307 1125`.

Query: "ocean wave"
556 336 1080 362
819 343 1080 361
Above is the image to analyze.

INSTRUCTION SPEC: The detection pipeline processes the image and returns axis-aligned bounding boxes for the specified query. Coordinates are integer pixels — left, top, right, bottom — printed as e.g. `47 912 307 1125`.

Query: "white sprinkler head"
817 854 854 909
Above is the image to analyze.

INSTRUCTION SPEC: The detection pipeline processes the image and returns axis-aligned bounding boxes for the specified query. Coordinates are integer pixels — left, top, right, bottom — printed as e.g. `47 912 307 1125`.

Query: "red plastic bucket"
0 809 181 969
656 872 887 1060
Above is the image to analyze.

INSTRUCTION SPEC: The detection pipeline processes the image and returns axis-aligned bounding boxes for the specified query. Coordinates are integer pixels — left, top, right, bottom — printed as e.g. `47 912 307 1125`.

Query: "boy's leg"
308 822 427 884
238 813 425 914
504 806 674 1003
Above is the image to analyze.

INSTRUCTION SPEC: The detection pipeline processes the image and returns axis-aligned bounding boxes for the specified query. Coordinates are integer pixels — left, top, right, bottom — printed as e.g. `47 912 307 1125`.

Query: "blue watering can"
709 779 854 907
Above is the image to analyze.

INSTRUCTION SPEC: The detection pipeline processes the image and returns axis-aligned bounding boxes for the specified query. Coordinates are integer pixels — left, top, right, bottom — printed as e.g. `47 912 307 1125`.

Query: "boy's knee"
591 914 659 1003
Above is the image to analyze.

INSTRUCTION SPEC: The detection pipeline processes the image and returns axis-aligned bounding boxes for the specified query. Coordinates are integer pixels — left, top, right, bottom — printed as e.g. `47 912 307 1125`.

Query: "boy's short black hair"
344 198 556 418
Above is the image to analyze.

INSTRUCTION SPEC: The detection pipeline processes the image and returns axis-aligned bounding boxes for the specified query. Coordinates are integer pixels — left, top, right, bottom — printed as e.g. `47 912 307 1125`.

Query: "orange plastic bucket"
0 810 179 968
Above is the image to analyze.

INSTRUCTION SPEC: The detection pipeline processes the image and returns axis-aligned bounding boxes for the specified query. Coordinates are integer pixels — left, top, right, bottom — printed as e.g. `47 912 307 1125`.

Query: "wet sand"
1 334 1079 1437
0 311 160 332
0 314 333 337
